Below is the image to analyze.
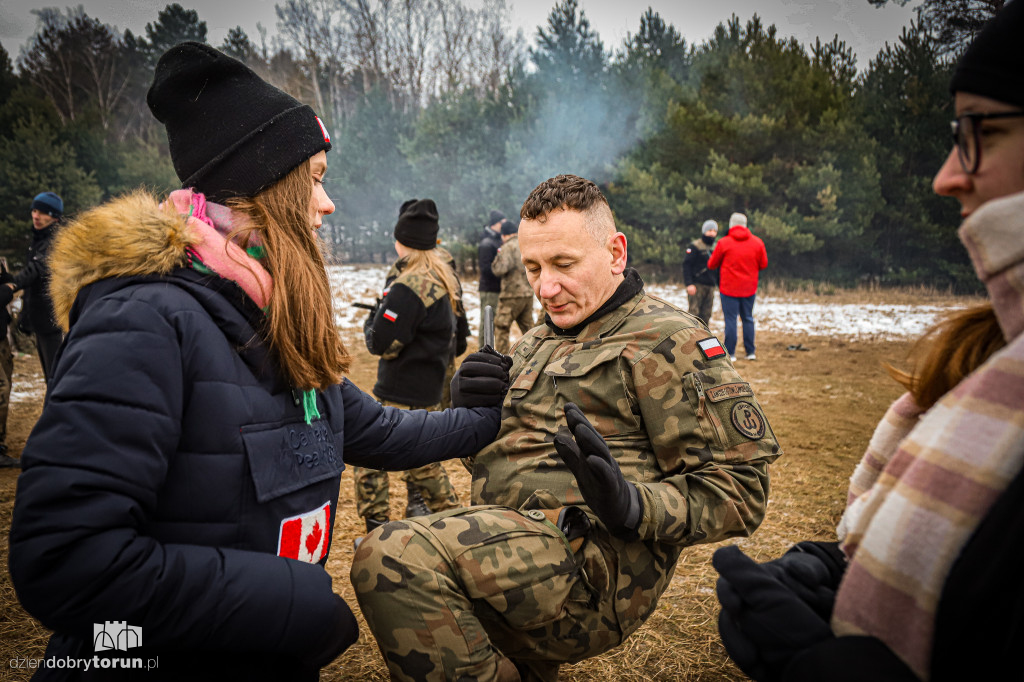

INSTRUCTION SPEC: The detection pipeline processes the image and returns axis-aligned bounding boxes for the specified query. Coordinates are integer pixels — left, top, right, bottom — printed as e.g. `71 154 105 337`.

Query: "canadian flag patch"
697 337 726 360
315 116 330 144
278 502 331 563
382 309 398 322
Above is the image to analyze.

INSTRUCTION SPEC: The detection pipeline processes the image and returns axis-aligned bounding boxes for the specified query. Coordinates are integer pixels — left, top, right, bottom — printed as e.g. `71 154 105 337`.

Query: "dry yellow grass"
0 322 912 681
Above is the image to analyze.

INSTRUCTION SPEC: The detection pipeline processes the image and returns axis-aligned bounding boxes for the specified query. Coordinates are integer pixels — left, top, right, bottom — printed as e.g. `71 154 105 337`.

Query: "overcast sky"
0 0 919 71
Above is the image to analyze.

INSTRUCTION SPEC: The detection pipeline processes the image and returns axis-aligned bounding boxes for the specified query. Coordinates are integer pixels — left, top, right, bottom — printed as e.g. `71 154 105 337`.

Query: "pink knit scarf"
163 189 272 308
832 191 1024 679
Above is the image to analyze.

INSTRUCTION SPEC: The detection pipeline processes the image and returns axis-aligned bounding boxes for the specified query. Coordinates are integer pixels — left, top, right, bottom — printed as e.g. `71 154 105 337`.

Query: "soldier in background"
352 174 781 681
490 218 534 353
683 219 719 326
477 209 505 342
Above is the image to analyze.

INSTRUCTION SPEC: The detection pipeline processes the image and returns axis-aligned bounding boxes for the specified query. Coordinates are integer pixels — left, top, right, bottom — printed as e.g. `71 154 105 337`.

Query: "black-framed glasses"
950 111 1024 174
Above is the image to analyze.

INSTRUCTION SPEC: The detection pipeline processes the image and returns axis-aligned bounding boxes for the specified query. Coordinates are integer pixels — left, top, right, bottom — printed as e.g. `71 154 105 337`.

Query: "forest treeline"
0 0 999 289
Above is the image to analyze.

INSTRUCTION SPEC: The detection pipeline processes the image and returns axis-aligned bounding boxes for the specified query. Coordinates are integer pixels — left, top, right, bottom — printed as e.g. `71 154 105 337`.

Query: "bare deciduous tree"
868 0 1003 56
18 8 133 132
275 0 350 125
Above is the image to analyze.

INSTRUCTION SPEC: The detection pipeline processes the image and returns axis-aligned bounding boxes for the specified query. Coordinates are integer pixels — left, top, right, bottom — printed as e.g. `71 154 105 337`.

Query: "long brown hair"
399 246 461 312
888 303 1005 409
227 159 350 389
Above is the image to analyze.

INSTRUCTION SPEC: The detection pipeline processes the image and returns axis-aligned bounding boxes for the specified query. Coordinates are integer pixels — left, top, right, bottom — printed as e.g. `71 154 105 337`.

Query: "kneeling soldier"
351 174 782 681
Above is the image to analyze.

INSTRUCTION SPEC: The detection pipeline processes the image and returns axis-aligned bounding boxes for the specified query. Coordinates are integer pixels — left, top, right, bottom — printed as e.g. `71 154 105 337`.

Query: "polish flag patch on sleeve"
278 502 331 563
382 309 398 322
698 337 726 360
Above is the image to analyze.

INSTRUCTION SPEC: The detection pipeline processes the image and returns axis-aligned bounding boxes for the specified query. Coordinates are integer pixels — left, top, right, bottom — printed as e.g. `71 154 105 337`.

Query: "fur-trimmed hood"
48 191 196 332
49 190 274 333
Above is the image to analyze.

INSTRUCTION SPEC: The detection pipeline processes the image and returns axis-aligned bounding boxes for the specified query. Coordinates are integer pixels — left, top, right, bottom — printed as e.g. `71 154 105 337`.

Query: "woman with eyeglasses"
711 3 1024 681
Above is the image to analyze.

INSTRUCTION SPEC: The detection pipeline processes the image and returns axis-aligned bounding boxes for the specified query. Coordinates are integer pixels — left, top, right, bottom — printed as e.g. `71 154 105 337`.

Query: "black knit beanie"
394 199 440 250
950 0 1024 108
500 219 518 236
489 210 505 225
147 42 332 203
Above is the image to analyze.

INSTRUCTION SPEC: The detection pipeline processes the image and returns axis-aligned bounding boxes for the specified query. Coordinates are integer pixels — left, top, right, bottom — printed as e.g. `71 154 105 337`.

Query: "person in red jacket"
707 212 767 361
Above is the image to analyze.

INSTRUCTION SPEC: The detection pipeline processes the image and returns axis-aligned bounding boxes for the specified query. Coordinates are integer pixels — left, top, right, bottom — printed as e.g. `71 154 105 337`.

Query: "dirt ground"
0 326 911 681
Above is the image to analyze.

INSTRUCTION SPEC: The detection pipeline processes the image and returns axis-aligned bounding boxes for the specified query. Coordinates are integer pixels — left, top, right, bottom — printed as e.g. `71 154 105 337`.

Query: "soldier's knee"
351 520 442 597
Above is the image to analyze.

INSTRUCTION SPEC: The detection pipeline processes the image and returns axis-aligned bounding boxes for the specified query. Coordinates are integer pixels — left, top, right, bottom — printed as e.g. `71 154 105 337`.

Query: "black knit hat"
489 209 505 225
394 199 440 250
147 42 332 203
950 0 1024 108
500 219 518 236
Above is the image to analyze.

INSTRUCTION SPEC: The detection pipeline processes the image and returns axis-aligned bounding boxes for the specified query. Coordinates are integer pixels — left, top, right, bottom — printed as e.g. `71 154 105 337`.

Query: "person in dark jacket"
354 199 464 532
712 3 1024 680
4 191 65 386
477 209 504 340
682 219 719 326
7 42 507 682
0 257 16 468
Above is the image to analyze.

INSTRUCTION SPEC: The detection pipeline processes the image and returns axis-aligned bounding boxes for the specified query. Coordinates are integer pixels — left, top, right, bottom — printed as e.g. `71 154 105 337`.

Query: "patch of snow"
13 265 962 408
9 356 46 405
643 284 959 341
337 266 963 342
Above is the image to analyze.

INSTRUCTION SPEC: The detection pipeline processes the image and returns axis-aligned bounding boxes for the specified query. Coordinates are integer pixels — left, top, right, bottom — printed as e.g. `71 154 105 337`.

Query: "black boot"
405 482 431 518
354 516 389 551
0 444 20 469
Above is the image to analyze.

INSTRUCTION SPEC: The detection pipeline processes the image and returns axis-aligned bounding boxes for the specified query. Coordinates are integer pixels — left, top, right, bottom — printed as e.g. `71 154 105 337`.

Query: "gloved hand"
0 284 13 308
450 347 512 408
713 545 834 682
757 542 846 621
553 403 643 540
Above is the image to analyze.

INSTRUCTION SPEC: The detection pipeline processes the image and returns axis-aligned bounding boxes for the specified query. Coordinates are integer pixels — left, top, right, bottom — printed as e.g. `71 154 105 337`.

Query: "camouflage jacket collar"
544 268 645 340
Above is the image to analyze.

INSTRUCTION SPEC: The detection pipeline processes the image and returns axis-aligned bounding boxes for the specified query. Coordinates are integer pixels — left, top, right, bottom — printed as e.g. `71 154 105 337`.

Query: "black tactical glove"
713 545 834 682
450 347 512 408
553 403 643 540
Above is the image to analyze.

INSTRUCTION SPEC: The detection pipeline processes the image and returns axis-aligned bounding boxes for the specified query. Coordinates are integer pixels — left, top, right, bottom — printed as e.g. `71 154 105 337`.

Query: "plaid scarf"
832 190 1024 680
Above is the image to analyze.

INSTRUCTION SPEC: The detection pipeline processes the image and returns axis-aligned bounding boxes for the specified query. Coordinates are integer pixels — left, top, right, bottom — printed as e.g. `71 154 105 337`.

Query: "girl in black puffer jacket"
9 42 504 682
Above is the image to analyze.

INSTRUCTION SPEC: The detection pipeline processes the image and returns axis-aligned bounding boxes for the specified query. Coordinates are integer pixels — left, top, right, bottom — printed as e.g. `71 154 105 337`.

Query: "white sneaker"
729 356 737 362
746 354 757 361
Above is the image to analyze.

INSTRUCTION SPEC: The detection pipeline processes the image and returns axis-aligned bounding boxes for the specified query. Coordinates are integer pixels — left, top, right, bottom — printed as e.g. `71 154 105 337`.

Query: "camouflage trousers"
494 296 534 355
0 339 11 444
687 284 716 327
351 506 623 681
352 399 459 522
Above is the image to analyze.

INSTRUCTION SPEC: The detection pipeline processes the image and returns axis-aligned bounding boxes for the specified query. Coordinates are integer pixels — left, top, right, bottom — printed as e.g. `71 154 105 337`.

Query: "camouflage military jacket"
490 237 532 299
468 286 781 633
